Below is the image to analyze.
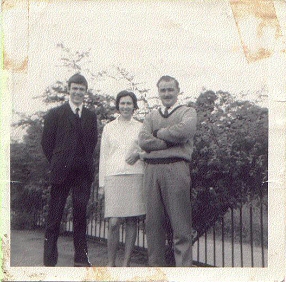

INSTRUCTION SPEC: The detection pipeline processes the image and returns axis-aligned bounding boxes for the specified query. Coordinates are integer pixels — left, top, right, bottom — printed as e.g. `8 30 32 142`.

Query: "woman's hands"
125 151 140 165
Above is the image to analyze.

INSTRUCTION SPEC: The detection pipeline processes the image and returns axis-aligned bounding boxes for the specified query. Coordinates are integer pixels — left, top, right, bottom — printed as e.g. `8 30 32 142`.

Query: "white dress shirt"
69 100 83 117
99 116 145 187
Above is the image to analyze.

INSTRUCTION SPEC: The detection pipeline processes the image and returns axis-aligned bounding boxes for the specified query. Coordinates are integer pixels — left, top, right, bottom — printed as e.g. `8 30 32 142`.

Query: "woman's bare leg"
107 217 120 266
122 217 137 267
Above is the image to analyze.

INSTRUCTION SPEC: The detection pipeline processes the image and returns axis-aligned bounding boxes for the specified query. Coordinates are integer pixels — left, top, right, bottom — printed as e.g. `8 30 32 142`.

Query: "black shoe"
44 238 58 267
74 261 92 267
44 262 57 267
74 249 92 267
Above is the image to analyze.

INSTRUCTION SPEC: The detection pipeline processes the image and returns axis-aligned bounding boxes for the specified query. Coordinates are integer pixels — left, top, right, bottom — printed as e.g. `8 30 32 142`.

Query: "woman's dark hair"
115 90 139 111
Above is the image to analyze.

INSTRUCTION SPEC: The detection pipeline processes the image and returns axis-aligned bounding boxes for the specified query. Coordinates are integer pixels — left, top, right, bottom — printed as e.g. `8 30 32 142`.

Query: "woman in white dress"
98 90 146 267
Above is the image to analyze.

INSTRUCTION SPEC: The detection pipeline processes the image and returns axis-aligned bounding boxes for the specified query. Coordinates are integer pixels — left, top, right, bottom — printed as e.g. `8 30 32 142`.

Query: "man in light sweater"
138 75 197 267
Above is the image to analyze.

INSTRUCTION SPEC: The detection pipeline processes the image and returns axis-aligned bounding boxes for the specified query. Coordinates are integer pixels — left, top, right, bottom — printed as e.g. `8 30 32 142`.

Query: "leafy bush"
11 211 36 230
190 91 268 237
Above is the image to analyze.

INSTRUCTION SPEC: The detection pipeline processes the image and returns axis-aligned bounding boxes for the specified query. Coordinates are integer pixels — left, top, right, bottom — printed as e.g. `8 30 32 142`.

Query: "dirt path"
192 237 267 267
10 229 147 267
10 229 267 267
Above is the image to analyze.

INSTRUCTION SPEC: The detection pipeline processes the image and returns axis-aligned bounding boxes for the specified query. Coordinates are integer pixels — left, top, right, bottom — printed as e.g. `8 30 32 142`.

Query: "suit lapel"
64 103 77 127
81 107 88 128
64 103 90 129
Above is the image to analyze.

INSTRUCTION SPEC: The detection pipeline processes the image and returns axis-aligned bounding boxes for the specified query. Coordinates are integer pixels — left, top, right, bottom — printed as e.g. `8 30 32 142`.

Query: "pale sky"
3 0 286 115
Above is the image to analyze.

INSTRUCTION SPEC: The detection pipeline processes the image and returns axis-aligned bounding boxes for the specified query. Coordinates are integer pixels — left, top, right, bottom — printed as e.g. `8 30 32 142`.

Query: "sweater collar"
162 101 180 114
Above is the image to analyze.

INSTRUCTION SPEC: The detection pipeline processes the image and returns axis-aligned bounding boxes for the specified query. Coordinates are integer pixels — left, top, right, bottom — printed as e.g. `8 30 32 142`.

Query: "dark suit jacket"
41 103 98 185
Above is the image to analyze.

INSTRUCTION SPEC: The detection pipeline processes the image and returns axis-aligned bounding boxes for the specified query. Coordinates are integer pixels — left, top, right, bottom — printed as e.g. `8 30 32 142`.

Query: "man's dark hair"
68 73 88 90
156 75 179 89
115 90 139 111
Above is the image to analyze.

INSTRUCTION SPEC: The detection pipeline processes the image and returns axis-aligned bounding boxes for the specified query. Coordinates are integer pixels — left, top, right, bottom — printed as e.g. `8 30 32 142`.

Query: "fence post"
239 205 243 267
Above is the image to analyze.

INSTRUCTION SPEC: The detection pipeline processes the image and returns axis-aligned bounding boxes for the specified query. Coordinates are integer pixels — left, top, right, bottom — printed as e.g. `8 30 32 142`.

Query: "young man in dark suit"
41 73 98 267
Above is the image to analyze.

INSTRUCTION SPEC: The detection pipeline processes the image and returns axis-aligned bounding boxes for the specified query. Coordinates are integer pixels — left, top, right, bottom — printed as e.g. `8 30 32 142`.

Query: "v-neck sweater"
139 105 197 162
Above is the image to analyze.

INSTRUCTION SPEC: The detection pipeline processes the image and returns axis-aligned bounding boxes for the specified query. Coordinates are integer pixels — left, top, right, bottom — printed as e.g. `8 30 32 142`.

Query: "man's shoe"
44 238 58 267
74 250 92 267
74 261 92 267
44 263 57 267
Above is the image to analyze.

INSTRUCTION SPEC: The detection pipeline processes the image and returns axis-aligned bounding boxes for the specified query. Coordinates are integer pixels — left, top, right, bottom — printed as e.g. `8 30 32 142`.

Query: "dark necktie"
164 107 170 116
75 108 80 119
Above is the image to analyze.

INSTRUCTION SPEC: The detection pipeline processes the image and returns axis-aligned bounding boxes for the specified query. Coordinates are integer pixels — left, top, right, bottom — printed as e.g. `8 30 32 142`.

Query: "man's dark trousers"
44 166 92 266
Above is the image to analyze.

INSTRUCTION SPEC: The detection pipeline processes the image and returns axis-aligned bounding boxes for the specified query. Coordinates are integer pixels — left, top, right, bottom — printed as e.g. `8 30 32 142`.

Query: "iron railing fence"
35 186 267 267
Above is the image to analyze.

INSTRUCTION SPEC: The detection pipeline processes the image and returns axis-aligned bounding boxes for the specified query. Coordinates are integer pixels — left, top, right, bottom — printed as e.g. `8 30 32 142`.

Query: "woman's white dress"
99 117 146 218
